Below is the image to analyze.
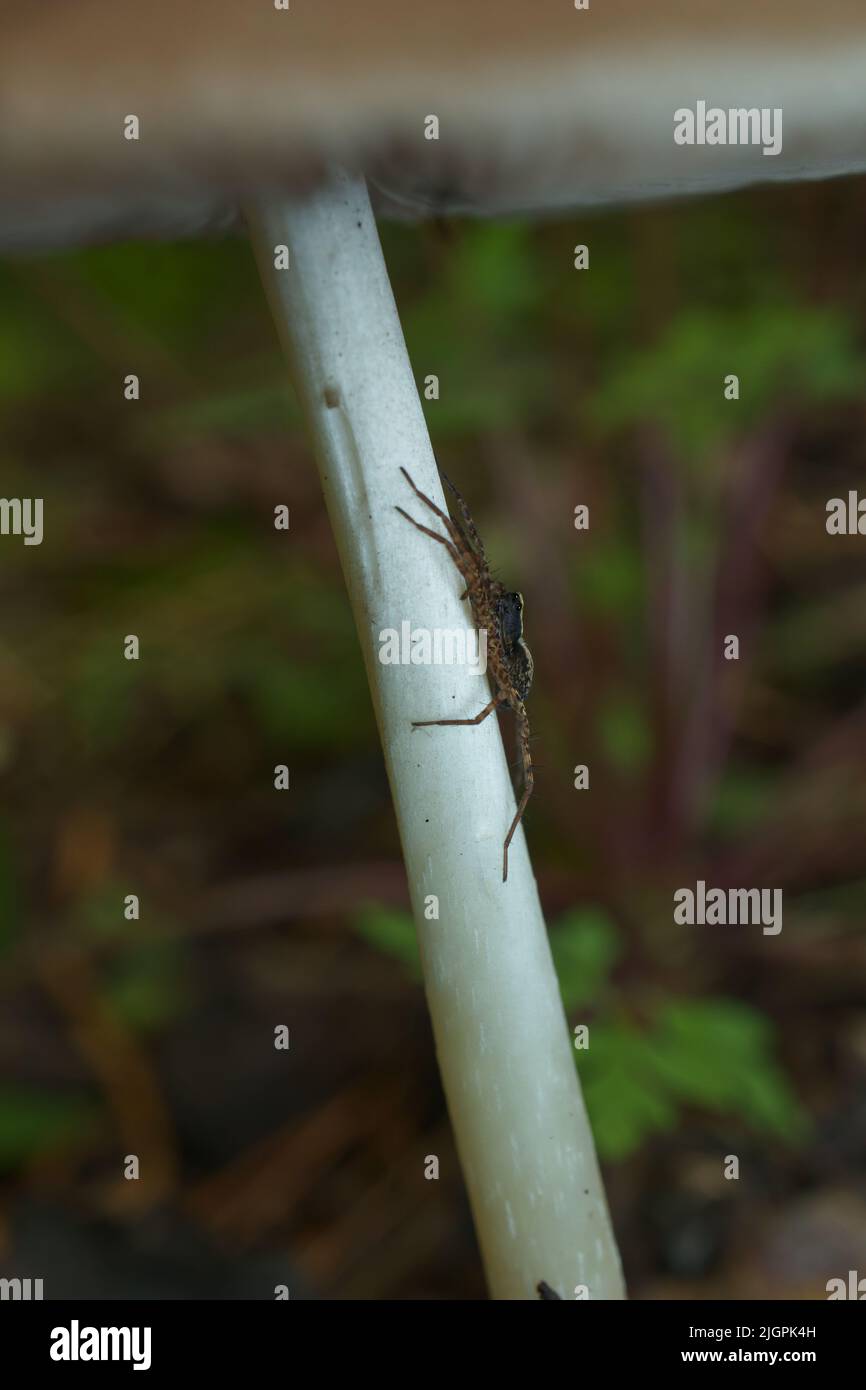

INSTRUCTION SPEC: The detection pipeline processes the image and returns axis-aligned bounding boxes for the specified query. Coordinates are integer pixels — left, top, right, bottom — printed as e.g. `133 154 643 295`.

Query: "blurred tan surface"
1 1 865 246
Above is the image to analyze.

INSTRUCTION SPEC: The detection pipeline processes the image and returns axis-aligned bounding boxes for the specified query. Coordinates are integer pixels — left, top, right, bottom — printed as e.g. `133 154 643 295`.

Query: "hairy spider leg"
440 470 488 563
394 506 461 568
502 702 534 882
411 696 498 729
396 469 479 605
397 467 473 563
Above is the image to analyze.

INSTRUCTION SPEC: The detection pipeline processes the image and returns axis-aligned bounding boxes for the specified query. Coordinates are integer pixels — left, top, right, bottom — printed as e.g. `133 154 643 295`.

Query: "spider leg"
394 505 461 567
398 467 475 561
441 470 488 562
412 696 497 728
502 703 534 882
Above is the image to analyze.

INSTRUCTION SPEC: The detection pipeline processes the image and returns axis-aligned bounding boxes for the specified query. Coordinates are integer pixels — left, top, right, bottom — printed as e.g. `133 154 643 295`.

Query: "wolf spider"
396 466 534 882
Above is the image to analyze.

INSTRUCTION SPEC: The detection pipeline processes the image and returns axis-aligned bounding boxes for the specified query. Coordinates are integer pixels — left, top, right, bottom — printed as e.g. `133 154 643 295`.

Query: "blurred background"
1 174 865 1299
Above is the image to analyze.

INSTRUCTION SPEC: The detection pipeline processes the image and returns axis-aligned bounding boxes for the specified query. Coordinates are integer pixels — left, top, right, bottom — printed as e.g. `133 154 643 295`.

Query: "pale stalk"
248 170 624 1300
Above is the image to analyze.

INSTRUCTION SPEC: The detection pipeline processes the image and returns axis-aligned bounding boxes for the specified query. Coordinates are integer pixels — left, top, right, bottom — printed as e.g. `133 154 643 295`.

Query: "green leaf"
577 1020 678 1160
650 998 806 1139
576 998 806 1161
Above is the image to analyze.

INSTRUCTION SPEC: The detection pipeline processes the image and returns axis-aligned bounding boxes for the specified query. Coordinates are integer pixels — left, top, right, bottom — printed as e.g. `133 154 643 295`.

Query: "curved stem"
248 170 624 1300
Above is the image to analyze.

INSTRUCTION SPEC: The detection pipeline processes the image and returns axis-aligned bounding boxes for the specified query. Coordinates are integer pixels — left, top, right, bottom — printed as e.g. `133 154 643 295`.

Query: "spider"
395 466 534 882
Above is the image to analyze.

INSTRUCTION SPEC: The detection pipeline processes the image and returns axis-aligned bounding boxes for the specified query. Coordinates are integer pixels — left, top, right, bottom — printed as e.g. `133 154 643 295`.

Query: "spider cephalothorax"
395 467 534 882
496 591 533 702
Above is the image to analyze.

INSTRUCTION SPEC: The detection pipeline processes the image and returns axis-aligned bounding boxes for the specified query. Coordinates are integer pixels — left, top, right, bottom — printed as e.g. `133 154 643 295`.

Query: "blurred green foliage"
402 223 550 434
598 694 652 774
2 178 862 1199
549 906 621 1009
105 940 188 1032
592 305 864 459
75 886 189 1031
0 1086 98 1171
707 766 779 838
354 903 422 980
578 1000 805 1161
577 535 644 621
353 902 805 1161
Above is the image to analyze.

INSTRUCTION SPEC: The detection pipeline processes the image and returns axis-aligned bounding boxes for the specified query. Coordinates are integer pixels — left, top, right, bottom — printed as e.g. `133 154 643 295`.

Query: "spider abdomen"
508 637 534 702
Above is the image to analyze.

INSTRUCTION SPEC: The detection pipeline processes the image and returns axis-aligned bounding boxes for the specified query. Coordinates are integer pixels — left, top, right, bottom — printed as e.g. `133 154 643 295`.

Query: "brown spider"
395 466 534 882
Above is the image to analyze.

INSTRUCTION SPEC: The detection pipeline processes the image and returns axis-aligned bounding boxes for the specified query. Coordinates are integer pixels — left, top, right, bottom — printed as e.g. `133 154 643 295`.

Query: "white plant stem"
248 170 624 1300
